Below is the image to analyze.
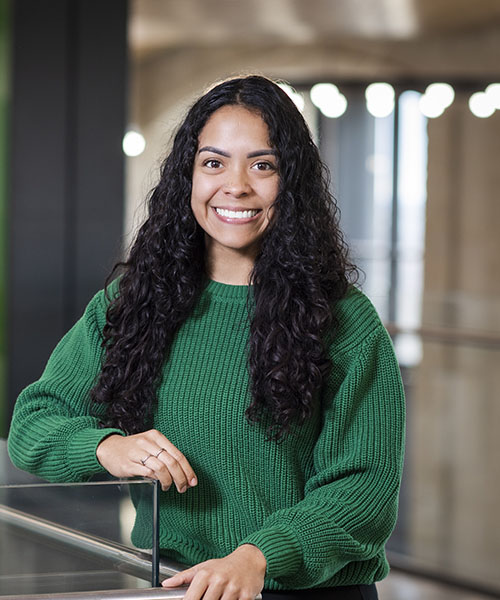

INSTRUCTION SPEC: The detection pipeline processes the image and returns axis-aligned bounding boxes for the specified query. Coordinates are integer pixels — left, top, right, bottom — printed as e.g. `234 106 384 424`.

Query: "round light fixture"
418 94 446 119
485 83 500 110
365 83 395 118
310 83 347 118
123 130 146 157
424 83 455 108
469 92 495 118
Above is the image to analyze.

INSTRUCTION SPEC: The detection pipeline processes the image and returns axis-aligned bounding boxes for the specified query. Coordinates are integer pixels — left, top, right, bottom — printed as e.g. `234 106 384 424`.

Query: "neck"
205 244 256 285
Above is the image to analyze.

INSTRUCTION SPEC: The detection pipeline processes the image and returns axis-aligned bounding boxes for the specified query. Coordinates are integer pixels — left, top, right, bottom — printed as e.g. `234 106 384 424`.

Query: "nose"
222 165 251 197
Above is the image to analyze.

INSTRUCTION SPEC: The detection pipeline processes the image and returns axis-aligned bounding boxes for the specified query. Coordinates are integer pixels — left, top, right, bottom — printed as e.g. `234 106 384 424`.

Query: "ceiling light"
469 92 495 118
319 93 348 118
424 83 455 108
418 94 446 119
310 83 340 108
365 83 395 118
310 83 347 118
485 83 500 110
123 130 146 157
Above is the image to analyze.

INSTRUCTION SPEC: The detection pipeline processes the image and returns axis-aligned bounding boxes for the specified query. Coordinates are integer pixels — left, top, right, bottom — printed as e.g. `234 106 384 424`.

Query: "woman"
8 75 405 600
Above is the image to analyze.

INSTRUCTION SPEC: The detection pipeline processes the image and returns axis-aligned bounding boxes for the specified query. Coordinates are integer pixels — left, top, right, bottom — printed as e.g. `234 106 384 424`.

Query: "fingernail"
179 485 187 493
190 478 197 486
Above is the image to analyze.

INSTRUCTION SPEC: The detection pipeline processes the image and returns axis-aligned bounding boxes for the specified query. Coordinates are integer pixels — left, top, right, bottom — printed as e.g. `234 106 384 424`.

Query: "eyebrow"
198 146 277 158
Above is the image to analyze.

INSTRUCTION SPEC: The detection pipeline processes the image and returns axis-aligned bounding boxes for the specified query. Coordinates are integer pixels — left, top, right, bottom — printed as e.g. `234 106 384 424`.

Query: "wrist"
96 433 120 465
235 543 267 574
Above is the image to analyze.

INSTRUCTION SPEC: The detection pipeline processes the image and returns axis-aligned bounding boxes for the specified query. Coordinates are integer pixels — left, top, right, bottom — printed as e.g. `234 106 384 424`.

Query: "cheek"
191 174 216 208
264 179 279 210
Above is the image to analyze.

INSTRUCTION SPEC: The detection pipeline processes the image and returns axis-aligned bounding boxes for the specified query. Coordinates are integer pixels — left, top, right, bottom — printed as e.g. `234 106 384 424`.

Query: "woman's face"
191 105 279 262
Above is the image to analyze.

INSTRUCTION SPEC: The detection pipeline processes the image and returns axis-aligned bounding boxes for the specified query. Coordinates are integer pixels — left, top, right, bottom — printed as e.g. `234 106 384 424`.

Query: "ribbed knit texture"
8 281 405 590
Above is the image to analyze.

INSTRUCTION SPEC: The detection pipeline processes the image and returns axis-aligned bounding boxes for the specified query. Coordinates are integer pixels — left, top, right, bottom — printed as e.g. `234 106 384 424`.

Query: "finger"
162 568 196 587
139 456 173 490
183 574 210 600
157 451 191 492
133 438 168 466
132 448 156 469
150 432 198 486
117 455 156 479
163 445 198 487
221 586 242 600
200 576 227 600
132 464 157 479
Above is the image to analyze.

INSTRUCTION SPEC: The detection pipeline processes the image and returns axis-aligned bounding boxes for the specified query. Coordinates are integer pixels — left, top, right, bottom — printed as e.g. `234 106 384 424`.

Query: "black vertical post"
7 0 128 421
152 480 160 587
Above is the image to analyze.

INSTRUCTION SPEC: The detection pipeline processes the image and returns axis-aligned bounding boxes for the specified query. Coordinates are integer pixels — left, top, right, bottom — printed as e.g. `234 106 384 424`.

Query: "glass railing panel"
0 442 159 595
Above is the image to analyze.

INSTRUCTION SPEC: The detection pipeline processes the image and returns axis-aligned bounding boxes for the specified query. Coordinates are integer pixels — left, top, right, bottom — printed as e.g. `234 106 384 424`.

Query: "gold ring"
141 455 152 465
155 448 166 458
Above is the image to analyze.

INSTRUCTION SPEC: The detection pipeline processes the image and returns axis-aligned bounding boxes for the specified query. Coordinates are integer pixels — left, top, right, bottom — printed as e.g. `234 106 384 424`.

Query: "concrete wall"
409 96 500 586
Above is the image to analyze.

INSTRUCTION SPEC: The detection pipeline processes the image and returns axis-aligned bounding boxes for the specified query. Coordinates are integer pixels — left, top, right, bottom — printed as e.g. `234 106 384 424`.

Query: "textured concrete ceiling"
129 0 500 128
131 0 500 73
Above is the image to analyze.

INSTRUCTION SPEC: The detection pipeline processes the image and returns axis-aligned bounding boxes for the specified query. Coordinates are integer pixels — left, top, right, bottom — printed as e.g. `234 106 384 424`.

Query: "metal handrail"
0 504 186 595
386 550 500 599
385 322 500 350
0 505 262 600
0 588 185 600
0 505 177 580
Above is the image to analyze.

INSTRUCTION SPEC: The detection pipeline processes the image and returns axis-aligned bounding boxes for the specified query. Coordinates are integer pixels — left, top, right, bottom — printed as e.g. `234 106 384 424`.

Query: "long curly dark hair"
92 75 358 440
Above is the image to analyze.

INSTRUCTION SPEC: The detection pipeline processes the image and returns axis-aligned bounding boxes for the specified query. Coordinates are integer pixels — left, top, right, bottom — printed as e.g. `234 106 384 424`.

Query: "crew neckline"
205 279 250 300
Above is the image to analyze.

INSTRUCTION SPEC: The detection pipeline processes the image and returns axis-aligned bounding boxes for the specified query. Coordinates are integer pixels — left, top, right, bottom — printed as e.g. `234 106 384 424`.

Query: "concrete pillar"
409 94 500 584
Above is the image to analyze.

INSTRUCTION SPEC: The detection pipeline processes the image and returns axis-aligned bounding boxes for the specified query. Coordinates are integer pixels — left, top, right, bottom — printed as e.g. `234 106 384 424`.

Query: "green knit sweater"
8 280 405 590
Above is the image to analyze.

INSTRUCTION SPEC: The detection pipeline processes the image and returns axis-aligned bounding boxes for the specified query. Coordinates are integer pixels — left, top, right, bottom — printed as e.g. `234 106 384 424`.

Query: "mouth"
213 207 261 220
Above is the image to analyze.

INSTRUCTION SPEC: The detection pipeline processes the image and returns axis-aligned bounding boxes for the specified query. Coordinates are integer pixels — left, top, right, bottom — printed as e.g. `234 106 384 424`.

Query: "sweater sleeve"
7 288 125 482
239 323 405 587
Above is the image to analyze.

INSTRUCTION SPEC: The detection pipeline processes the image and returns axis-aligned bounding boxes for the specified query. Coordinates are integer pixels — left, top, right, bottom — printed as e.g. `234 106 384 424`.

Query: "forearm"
8 405 122 482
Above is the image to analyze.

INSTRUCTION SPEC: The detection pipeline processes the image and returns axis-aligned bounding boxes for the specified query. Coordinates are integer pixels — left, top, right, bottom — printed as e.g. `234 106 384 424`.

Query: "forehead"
198 105 271 148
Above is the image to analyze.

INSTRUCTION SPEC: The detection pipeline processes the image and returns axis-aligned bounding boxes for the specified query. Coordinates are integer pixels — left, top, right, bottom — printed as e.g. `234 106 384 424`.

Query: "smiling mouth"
214 208 261 219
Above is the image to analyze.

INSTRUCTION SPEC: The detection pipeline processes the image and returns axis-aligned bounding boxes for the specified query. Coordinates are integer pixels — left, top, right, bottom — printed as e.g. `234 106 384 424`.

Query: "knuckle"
164 453 179 466
211 572 226 585
225 581 238 593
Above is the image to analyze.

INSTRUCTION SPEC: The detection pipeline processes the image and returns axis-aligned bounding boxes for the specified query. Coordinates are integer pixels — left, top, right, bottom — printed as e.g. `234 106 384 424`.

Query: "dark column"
319 91 376 276
7 0 128 423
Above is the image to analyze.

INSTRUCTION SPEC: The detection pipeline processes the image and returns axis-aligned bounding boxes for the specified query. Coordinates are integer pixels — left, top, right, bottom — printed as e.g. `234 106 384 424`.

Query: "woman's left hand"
161 544 266 600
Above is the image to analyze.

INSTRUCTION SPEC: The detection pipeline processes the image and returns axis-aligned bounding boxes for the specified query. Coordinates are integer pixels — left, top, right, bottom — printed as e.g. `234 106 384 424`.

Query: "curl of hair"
91 75 358 439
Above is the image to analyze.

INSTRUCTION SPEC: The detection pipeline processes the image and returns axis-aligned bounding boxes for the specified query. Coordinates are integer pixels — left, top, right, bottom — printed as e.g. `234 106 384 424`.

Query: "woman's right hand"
96 429 197 493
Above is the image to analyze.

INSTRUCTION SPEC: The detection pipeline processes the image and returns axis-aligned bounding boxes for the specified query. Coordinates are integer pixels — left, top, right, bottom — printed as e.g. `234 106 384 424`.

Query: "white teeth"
215 208 259 219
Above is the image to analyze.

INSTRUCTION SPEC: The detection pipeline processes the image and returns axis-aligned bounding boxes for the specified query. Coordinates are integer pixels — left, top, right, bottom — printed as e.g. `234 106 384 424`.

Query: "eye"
203 158 223 169
253 161 276 172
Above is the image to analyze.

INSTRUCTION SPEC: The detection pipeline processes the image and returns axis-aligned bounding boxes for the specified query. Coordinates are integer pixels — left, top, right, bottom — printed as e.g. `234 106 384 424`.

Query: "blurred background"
0 0 499 598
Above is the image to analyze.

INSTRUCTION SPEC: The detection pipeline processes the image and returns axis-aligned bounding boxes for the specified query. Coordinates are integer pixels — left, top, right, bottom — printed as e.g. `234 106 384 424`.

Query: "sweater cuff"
67 427 125 479
239 526 302 580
